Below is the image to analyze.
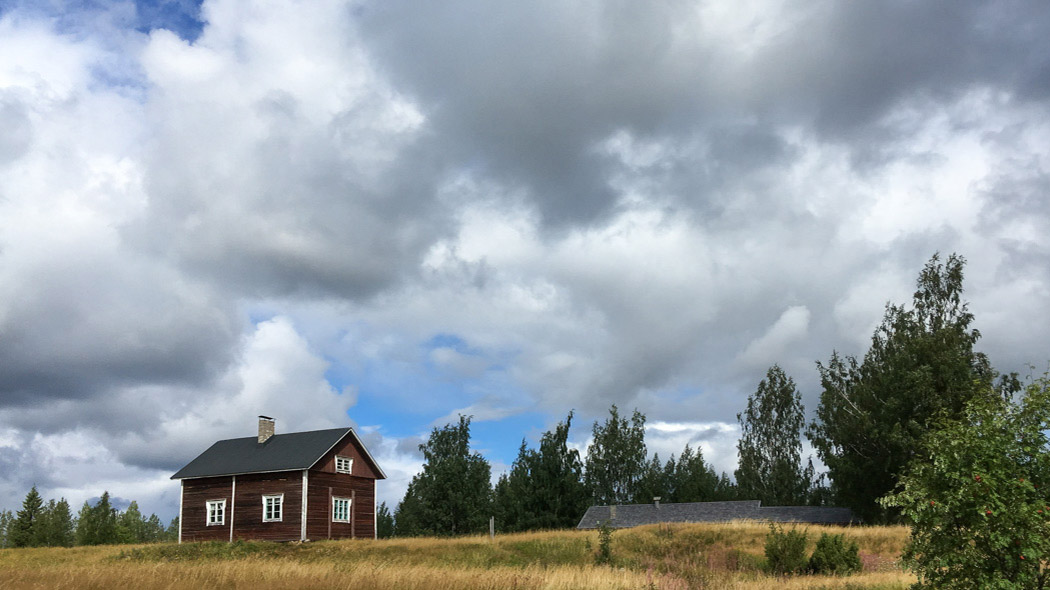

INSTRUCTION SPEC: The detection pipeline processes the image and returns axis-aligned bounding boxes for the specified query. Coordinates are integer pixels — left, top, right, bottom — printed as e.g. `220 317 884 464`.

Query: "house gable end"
309 430 385 479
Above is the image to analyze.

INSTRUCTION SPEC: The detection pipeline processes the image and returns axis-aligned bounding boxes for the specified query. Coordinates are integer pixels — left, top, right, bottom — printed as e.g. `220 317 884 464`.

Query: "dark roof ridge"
171 426 386 480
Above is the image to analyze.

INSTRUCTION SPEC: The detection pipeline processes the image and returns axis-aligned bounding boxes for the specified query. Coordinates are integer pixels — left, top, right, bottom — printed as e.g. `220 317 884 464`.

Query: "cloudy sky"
1 0 1049 520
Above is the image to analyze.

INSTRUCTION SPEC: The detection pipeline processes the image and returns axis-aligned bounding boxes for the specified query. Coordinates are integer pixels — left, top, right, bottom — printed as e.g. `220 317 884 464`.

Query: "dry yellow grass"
0 522 914 590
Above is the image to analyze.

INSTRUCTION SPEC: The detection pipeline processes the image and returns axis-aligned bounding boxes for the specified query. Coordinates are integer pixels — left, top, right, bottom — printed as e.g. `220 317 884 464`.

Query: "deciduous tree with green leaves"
808 253 1003 522
585 405 647 505
736 365 813 506
881 374 1050 589
0 509 14 548
393 415 491 536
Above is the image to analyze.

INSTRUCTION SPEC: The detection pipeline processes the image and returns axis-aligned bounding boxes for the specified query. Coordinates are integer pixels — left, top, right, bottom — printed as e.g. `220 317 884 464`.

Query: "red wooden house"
171 416 385 542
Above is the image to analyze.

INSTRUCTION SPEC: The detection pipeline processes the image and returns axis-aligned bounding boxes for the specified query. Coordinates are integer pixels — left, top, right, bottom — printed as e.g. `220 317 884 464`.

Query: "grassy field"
0 521 913 589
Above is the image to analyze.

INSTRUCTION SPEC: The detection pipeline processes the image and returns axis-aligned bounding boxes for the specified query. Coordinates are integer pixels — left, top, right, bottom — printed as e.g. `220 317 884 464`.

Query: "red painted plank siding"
231 471 303 542
181 471 305 542
312 434 382 479
306 472 376 540
181 476 233 542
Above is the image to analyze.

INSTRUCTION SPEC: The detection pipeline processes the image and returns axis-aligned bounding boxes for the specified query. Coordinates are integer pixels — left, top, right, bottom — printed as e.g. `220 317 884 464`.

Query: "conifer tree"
635 454 667 504
393 479 424 537
492 442 530 531
143 514 165 543
10 486 43 547
75 501 93 545
34 498 73 547
164 516 180 542
672 444 720 502
76 492 119 545
376 502 394 538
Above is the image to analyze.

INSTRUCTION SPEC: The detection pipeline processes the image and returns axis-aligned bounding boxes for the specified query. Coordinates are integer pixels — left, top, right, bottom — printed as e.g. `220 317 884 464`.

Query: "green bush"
764 523 808 575
808 532 861 575
881 375 1050 589
594 520 614 565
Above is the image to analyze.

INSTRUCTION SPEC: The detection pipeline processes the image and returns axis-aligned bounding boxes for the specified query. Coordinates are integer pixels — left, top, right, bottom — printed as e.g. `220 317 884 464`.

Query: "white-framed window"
332 497 351 523
262 494 283 522
206 499 226 526
335 456 353 474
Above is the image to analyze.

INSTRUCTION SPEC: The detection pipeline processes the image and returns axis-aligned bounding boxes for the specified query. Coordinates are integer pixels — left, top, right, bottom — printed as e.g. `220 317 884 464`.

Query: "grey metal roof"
576 500 857 529
171 427 386 480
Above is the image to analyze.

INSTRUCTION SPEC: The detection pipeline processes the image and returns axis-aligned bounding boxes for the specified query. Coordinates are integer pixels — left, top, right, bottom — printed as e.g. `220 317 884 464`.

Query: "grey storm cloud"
356 0 1050 226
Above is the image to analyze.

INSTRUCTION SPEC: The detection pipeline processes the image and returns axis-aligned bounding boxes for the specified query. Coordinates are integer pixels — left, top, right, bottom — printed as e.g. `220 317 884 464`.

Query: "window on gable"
332 497 351 523
335 455 353 474
262 494 283 522
206 499 226 526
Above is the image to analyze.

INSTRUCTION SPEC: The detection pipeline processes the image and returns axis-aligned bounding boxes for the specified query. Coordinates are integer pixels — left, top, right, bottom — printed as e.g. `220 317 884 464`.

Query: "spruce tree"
672 444 719 502
143 514 165 543
492 442 530 532
164 516 180 542
634 454 667 504
376 502 394 538
76 492 119 545
10 486 43 547
75 501 94 545
51 499 75 547
393 479 424 537
735 365 812 506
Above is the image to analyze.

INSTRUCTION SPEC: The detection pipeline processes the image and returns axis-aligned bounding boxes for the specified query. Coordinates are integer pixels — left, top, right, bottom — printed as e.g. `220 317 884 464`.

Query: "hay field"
0 521 913 590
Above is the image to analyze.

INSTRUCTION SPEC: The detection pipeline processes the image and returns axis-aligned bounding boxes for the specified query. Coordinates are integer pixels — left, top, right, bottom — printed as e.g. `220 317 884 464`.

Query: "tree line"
388 252 1037 537
389 379 818 537
0 487 178 548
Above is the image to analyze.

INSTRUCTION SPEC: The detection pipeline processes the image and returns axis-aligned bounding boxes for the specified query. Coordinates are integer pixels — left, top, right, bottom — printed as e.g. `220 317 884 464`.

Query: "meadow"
0 521 913 590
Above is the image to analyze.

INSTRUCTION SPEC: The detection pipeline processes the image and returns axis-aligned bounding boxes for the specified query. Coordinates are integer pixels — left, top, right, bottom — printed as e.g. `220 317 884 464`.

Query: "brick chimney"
258 416 275 443
654 496 661 509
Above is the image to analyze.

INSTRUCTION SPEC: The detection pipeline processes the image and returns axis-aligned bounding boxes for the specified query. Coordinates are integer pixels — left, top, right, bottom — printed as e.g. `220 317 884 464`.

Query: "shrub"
764 523 808 575
808 532 861 575
595 520 614 565
881 375 1050 589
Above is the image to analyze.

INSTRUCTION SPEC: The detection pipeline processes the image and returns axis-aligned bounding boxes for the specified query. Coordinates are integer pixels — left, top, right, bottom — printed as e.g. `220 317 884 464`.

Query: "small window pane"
333 497 351 522
207 500 225 526
336 456 353 474
263 495 283 522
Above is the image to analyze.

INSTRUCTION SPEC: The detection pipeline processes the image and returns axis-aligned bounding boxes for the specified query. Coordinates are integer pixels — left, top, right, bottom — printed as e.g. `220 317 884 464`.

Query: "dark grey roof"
759 505 856 524
171 427 385 480
576 500 857 529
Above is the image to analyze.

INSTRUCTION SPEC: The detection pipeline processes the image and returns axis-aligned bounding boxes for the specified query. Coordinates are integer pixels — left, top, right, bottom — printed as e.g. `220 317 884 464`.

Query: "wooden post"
229 475 236 542
178 480 183 544
489 516 494 540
